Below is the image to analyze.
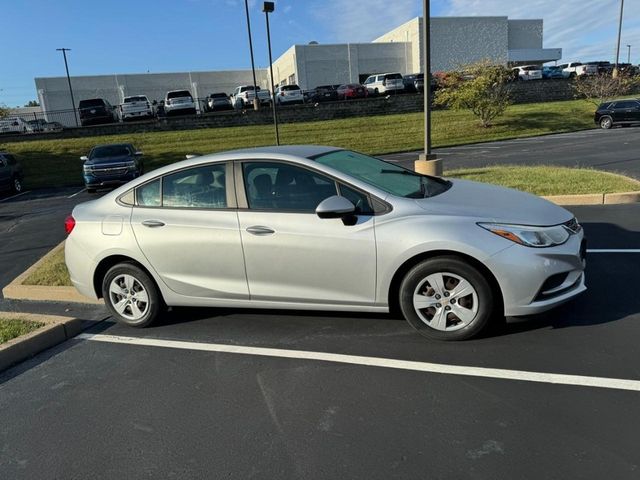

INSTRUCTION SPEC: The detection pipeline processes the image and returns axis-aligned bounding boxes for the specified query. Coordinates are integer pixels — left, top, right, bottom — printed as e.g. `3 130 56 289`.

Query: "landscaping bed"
0 318 44 344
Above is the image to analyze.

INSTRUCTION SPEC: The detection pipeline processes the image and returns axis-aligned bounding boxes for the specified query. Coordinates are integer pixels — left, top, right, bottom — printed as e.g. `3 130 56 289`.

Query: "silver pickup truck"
230 85 271 108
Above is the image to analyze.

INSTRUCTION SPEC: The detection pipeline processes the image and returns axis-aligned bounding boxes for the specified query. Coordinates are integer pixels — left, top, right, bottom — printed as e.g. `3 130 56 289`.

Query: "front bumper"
486 232 587 316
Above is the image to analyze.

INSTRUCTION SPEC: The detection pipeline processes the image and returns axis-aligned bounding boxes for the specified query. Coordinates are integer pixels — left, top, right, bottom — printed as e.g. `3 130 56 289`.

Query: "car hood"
86 155 133 166
415 179 572 225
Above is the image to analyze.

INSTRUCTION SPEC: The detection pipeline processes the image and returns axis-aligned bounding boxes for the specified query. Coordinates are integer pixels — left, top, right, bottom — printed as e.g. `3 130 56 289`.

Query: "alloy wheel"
108 274 150 321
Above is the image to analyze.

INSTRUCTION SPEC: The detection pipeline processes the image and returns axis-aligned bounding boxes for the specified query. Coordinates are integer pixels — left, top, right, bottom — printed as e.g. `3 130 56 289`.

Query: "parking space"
0 196 639 478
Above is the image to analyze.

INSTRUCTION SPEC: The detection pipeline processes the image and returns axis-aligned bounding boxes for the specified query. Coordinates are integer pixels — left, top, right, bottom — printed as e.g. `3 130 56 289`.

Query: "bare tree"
434 60 513 128
573 74 639 107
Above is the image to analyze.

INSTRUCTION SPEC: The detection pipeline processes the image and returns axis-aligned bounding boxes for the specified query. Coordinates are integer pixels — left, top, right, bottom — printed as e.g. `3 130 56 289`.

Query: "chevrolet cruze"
65 146 586 340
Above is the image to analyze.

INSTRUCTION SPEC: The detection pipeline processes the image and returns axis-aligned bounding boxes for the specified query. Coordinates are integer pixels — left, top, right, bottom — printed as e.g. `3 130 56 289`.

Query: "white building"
34 15 561 125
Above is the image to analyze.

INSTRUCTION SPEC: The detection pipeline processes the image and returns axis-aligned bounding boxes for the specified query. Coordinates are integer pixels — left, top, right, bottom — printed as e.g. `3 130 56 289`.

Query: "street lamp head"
263 1 274 13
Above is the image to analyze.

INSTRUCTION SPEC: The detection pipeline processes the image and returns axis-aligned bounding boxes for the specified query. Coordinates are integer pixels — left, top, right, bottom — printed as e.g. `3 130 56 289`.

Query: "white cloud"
443 0 640 63
313 0 420 42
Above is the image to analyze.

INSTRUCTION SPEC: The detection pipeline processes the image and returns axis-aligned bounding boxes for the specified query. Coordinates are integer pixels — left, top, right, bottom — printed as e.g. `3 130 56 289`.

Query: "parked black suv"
310 85 340 103
594 99 640 129
0 152 25 194
78 98 117 126
81 143 144 192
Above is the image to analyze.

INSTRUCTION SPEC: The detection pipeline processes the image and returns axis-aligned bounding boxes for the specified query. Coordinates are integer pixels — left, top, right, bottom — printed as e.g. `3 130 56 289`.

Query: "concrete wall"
373 17 422 74
508 20 543 50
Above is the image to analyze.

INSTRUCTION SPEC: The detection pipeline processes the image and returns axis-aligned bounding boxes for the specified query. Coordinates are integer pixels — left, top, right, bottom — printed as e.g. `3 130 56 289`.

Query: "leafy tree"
572 74 639 107
0 104 9 118
434 60 513 128
24 100 40 107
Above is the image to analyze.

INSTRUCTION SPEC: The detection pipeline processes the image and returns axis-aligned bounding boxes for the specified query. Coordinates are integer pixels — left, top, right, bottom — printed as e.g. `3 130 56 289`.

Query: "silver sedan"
65 146 586 340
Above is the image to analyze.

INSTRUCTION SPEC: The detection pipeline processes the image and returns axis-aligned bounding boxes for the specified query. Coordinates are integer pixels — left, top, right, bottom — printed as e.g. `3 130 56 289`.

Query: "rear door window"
614 101 638 109
136 179 161 207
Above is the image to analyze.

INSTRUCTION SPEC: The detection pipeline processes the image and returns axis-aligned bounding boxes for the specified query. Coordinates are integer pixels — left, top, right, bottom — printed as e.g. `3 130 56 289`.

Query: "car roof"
91 143 134 149
219 145 339 158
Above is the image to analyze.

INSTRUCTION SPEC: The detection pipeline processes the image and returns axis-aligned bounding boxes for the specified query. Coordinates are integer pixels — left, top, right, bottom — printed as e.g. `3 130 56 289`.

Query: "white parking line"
0 190 30 203
588 249 640 253
77 333 640 392
67 188 86 198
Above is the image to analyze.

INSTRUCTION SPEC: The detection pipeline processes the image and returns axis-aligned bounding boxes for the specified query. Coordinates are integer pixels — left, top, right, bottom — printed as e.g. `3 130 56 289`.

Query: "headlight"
82 164 92 173
478 222 571 248
125 161 137 172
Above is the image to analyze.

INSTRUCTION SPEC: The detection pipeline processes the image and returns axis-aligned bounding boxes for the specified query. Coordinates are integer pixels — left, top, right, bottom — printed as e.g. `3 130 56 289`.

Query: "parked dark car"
81 143 144 193
310 85 339 103
403 73 424 92
78 98 117 126
585 61 614 75
336 83 368 100
205 93 233 112
594 99 640 129
0 152 24 194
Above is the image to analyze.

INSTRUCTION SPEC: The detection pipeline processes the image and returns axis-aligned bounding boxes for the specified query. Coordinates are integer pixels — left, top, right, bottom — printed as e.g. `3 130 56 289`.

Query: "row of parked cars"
512 61 639 81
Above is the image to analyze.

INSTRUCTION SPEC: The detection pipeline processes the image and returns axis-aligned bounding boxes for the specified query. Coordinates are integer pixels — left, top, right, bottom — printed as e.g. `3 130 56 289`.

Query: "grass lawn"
23 248 71 286
24 165 639 288
0 98 598 190
446 166 640 196
0 318 45 344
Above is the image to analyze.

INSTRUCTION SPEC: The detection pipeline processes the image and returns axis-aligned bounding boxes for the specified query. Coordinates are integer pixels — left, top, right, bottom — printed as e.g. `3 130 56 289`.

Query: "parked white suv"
231 85 271 108
274 84 304 105
0 117 33 135
558 62 597 78
512 65 542 81
363 73 404 95
164 90 196 116
120 95 154 121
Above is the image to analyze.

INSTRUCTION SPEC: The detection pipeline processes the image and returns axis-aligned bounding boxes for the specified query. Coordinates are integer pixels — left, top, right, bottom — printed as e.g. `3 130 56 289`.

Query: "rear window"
281 85 300 91
240 86 260 92
167 91 192 99
79 99 106 108
211 93 227 98
523 66 539 71
124 96 147 103
384 73 403 80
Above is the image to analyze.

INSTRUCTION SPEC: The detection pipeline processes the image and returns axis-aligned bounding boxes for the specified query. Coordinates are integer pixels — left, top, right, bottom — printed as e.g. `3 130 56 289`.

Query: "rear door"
612 101 638 122
236 160 377 305
131 162 249 299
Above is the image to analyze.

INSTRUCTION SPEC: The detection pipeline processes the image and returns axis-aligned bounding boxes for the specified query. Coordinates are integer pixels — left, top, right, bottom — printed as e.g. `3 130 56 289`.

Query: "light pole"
56 48 79 127
415 0 441 176
244 0 260 110
263 1 280 146
613 0 625 77
627 44 632 64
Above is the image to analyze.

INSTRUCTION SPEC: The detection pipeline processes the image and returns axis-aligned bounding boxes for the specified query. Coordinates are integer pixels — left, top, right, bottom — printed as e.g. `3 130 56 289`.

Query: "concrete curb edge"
543 191 640 206
0 312 83 372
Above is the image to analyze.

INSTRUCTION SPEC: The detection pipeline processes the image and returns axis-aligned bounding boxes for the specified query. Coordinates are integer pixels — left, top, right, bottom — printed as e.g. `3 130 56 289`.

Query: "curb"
0 312 83 372
543 191 640 206
2 241 102 305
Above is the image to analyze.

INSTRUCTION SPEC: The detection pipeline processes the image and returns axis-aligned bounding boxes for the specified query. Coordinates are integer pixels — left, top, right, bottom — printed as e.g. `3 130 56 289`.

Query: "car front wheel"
102 263 163 327
599 116 613 129
399 257 494 341
12 177 23 193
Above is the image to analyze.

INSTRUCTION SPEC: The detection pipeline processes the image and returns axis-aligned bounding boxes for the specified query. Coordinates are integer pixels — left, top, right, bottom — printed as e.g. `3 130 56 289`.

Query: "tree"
0 104 9 118
572 74 639 107
24 100 40 107
434 60 513 128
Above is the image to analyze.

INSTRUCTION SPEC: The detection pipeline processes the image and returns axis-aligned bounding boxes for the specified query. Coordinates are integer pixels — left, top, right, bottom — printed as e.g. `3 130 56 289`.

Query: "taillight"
64 215 76 234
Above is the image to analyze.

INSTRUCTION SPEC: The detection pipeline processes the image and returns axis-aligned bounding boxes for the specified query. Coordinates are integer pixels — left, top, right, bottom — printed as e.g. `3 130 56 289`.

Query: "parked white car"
558 62 597 78
274 84 304 105
0 117 33 134
163 90 196 116
512 65 543 81
363 73 405 95
120 95 154 121
231 85 271 108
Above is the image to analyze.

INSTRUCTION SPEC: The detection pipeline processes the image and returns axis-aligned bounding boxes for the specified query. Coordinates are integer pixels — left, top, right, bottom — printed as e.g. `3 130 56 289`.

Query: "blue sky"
1 0 638 107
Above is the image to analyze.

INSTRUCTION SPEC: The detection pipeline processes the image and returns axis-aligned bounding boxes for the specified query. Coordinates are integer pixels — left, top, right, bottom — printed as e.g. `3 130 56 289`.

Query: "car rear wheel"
600 116 613 129
399 257 494 341
12 177 23 193
102 263 163 328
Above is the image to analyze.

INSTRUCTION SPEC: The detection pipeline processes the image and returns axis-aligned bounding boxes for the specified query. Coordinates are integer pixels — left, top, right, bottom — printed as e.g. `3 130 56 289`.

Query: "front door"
131 162 249 299
237 161 377 306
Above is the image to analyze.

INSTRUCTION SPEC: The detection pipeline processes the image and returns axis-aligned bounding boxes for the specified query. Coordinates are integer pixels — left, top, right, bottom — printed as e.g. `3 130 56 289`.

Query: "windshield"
90 145 132 159
313 150 450 198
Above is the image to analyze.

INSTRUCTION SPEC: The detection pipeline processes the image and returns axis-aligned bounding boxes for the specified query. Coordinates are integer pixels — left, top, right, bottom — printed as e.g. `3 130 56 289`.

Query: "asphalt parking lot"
383 127 640 179
1 160 640 478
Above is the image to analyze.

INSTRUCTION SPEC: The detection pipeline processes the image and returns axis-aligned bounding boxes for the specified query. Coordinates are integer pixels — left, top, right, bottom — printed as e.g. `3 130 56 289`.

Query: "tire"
599 116 613 130
398 256 495 341
102 263 163 328
12 177 23 193
374 88 379 96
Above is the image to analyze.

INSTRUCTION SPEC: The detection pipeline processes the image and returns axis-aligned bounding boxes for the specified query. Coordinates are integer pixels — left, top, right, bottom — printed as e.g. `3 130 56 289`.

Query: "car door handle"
246 225 275 236
142 220 165 228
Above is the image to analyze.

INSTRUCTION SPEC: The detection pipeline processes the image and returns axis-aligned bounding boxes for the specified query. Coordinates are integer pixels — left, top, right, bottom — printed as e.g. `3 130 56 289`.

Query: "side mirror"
80 155 89 162
134 151 143 156
315 195 355 219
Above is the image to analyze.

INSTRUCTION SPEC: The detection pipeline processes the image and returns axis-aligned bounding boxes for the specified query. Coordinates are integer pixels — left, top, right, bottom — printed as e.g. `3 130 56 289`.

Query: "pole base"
415 154 443 176
253 99 260 111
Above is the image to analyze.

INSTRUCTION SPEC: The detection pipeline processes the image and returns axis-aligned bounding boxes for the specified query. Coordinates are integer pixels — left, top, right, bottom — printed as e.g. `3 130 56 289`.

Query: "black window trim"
128 160 237 211
234 158 391 215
